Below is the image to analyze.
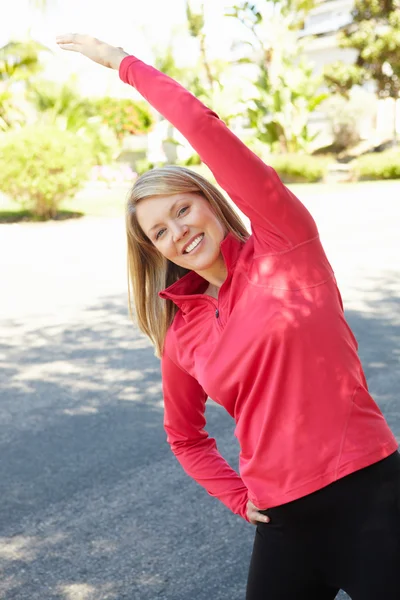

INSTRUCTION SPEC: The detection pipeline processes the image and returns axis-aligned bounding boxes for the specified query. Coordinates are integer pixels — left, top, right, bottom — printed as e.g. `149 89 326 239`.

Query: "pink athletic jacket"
119 56 398 522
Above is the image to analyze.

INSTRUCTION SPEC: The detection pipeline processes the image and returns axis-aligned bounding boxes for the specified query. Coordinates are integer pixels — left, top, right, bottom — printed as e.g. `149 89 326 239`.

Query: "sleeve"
119 55 318 253
161 349 250 521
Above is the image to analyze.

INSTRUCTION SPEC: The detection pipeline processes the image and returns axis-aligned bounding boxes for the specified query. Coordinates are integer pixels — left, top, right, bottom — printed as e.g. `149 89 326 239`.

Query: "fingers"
247 500 270 525
56 33 79 44
56 33 79 52
57 44 80 52
56 33 93 51
249 512 270 525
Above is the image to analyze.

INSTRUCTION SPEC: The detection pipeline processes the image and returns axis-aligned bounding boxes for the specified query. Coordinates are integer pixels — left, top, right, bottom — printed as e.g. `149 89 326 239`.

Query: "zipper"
203 296 223 330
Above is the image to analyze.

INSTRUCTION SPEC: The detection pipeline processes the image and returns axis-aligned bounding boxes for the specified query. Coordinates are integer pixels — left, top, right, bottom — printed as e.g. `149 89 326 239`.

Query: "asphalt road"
1 182 399 600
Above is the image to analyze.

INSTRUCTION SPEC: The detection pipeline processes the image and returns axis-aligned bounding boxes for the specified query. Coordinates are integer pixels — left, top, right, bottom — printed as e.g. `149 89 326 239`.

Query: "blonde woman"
56 34 400 600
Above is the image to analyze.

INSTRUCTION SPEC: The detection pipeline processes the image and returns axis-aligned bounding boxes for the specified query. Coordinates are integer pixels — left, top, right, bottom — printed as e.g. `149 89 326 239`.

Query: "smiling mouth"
183 233 204 254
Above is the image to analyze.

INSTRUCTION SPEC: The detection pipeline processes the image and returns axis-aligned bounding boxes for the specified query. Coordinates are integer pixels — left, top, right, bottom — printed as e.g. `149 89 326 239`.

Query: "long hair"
125 165 249 358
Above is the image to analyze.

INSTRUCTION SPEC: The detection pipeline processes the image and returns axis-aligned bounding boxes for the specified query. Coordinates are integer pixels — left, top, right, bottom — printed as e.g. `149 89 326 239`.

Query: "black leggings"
246 451 400 600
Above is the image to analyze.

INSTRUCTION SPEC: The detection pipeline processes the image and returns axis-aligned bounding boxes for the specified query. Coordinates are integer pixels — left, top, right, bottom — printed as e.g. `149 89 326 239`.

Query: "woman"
56 34 400 599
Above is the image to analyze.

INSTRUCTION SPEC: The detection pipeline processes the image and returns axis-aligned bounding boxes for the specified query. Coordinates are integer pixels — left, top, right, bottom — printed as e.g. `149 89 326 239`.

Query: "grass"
0 183 130 223
63 183 131 218
1 179 399 223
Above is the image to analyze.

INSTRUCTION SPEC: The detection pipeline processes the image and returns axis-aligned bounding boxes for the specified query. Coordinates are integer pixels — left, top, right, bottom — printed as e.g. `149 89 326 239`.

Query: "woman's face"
135 192 227 276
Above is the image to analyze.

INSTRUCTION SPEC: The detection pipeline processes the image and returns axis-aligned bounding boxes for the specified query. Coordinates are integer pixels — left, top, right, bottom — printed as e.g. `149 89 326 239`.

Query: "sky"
1 0 244 96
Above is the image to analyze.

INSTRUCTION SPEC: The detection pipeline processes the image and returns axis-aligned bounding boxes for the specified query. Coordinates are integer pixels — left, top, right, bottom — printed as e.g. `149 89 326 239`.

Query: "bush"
267 154 330 183
352 149 400 180
0 125 93 218
322 90 375 152
93 97 154 140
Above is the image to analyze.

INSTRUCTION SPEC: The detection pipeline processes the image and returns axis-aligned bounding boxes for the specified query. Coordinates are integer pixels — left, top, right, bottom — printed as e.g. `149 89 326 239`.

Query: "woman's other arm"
162 350 250 521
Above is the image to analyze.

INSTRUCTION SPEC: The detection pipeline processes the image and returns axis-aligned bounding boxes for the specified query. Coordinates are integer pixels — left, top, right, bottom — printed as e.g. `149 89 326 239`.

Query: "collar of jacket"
158 232 244 309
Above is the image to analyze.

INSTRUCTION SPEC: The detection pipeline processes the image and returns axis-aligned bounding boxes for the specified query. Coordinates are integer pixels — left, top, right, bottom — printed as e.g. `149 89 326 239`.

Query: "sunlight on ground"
63 406 99 416
57 582 118 600
0 533 66 562
58 583 96 600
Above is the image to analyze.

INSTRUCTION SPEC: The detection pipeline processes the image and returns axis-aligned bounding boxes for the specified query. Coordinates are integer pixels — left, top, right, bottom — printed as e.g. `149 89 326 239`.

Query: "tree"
0 39 48 83
151 12 244 166
247 56 327 153
186 1 216 90
92 97 154 139
28 77 154 138
27 78 154 164
0 39 49 129
225 0 315 34
27 77 96 131
225 1 326 153
323 0 400 139
26 77 118 164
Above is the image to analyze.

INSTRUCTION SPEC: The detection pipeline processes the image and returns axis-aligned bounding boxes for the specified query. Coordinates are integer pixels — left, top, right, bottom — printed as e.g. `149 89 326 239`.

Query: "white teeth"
184 234 203 253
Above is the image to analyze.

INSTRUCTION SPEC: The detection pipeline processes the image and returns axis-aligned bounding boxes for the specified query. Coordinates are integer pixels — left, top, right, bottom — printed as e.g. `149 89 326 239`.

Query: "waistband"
262 451 400 518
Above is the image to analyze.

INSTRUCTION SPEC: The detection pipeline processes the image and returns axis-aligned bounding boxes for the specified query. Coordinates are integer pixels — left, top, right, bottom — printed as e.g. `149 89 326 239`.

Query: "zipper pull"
215 309 219 318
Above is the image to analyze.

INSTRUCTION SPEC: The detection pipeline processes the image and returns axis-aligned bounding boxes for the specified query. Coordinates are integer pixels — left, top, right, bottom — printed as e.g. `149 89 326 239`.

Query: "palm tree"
0 39 49 83
0 39 49 129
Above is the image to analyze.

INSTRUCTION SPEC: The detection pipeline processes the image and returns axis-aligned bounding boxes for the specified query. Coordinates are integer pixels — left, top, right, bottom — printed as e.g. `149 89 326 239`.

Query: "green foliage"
323 90 376 151
352 148 400 179
0 38 49 130
155 46 187 81
323 63 365 99
92 97 154 139
224 2 324 153
0 90 26 131
182 153 202 166
247 60 328 153
29 79 154 144
185 1 219 92
0 90 16 131
154 44 209 104
268 153 330 182
186 2 205 37
28 77 96 131
225 0 316 32
324 0 400 99
28 78 120 164
0 39 49 82
135 158 157 176
0 125 92 219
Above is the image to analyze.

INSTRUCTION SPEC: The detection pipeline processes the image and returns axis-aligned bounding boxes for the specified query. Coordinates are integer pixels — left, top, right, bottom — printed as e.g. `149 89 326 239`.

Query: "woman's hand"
247 499 270 525
56 34 129 71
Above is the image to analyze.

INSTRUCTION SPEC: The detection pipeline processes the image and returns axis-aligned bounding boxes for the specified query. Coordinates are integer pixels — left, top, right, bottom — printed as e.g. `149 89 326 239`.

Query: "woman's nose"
172 223 189 243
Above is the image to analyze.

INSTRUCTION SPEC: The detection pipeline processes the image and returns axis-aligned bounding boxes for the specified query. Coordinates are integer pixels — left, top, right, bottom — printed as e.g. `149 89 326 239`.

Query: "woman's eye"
155 228 166 240
178 206 189 216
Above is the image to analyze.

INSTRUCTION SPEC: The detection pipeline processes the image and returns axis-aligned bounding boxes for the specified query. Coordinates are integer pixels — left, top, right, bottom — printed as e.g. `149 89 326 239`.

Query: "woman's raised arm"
56 34 318 252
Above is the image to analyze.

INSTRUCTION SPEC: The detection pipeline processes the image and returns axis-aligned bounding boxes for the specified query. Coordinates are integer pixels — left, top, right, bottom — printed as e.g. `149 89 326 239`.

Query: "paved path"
0 181 399 600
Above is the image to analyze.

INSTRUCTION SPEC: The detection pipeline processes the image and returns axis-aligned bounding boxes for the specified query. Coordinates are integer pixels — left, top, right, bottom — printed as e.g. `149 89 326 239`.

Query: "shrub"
352 149 400 180
267 154 330 183
0 125 92 218
27 78 120 165
93 97 154 140
322 89 376 152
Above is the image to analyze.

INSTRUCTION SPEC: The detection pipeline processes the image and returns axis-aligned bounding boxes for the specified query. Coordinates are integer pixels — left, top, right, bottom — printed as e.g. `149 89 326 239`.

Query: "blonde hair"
125 165 248 358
